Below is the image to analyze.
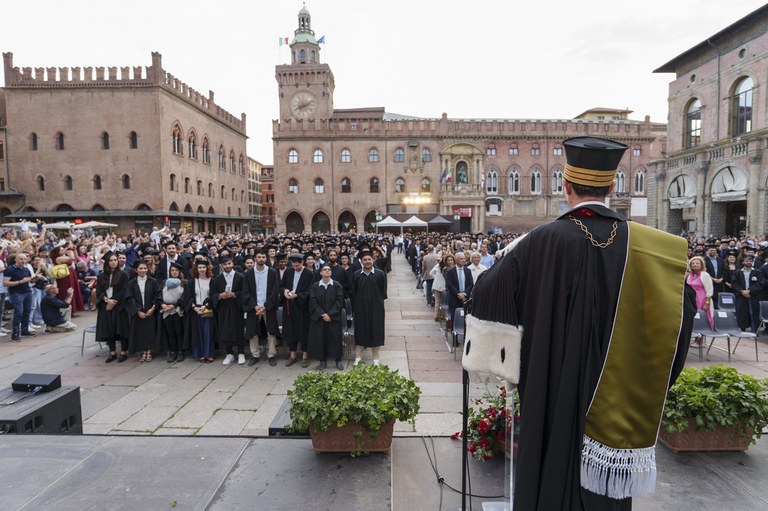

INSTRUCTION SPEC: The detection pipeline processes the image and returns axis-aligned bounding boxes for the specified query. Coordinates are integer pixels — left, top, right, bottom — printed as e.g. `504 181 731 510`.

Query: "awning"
428 215 453 226
402 215 428 228
711 191 747 202
375 215 402 227
669 197 695 210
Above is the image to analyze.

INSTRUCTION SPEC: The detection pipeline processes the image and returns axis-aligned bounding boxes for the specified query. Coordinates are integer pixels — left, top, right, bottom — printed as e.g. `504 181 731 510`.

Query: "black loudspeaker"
12 373 62 393
0 386 82 435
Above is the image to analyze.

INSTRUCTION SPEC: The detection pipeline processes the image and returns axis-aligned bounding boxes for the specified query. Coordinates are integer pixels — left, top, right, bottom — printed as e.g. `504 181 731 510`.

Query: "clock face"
290 91 317 119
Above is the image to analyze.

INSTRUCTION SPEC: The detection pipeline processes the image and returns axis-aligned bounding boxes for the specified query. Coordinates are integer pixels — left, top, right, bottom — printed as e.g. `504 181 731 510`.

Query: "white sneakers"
353 357 362 366
373 359 380 366
223 354 247 366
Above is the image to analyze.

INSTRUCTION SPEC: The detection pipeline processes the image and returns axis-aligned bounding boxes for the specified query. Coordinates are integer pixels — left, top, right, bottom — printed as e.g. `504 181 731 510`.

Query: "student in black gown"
307 264 345 370
210 254 246 365
279 253 314 368
125 260 161 362
95 252 130 363
351 248 387 366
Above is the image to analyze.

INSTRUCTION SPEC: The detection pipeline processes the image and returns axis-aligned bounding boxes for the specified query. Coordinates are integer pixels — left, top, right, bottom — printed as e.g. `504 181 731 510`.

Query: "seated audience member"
41 283 77 332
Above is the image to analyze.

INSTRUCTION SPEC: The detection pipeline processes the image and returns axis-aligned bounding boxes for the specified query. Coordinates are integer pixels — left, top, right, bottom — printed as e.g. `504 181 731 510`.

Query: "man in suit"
156 241 189 281
444 251 474 325
210 254 247 365
704 244 725 307
279 253 315 368
732 254 764 333
244 249 280 367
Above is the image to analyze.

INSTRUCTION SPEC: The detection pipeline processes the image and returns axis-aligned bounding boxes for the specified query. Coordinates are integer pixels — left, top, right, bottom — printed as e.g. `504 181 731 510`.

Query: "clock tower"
276 5 334 121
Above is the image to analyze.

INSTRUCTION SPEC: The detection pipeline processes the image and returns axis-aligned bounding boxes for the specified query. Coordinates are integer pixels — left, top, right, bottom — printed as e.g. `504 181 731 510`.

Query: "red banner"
453 207 473 218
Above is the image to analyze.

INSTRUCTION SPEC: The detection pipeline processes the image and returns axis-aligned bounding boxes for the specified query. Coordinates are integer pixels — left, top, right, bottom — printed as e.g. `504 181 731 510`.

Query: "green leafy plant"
288 364 421 438
663 365 768 444
452 378 519 461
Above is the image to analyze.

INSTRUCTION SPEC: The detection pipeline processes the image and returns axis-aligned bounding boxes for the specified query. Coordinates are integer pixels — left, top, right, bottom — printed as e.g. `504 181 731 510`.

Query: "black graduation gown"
351 268 387 347
471 204 694 511
95 269 130 343
307 280 344 360
243 266 279 338
278 267 314 347
330 264 350 298
732 268 764 331
210 271 246 347
125 276 162 353
182 278 215 350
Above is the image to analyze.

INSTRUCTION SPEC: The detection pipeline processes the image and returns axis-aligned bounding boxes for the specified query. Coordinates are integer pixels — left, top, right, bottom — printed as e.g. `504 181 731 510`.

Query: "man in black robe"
279 253 314 368
351 249 387 365
467 137 695 511
210 254 246 365
307 264 345 370
244 249 279 367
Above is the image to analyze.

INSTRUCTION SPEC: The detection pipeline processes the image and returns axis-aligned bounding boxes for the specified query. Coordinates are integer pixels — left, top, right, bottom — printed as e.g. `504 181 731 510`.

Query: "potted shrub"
287 364 421 455
660 365 768 452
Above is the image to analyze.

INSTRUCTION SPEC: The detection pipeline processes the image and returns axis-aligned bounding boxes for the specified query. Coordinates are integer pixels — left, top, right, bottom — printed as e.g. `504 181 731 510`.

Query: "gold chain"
567 216 618 249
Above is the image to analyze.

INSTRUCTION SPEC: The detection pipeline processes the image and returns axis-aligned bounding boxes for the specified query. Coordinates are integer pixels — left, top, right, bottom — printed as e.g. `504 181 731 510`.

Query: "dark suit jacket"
732 267 764 330
704 255 725 294
445 265 474 316
243 266 279 336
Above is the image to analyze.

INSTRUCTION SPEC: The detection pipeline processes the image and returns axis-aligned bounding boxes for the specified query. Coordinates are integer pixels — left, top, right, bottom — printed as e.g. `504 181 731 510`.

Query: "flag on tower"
279 37 289 46
317 35 326 44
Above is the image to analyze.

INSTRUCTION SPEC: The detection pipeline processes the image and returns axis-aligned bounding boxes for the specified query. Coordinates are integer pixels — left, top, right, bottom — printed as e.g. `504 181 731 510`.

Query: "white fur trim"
580 434 657 499
462 314 523 383
496 232 527 259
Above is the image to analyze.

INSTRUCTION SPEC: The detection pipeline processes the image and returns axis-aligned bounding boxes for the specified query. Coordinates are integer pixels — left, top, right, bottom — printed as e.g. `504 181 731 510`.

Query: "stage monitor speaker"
0 386 81 435
12 373 61 393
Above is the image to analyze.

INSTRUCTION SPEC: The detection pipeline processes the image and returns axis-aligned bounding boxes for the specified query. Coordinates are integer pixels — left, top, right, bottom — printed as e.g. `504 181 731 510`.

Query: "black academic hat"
276 253 288 261
726 249 738 257
101 250 116 262
357 243 372 253
254 247 268 255
562 136 628 188
169 261 186 273
303 253 315 263
743 254 755 261
218 254 232 263
132 259 145 269
193 259 211 267
162 240 177 248
288 253 304 263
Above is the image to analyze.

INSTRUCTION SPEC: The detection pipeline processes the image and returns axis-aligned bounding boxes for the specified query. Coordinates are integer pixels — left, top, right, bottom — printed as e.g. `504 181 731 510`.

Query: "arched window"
220 185 226 199
64 175 73 191
288 178 299 194
188 132 197 159
202 137 210 164
486 143 496 156
231 187 236 201
56 132 65 150
732 76 754 135
685 99 702 148
170 174 177 192
369 177 380 193
531 143 541 157
553 144 563 156
313 149 324 163
219 146 226 170
421 177 431 193
341 178 351 193
288 149 299 164
184 177 191 194
314 178 325 194
197 180 203 196
552 168 563 195
394 148 405 163
101 132 110 150
37 175 45 191
634 169 645 195
530 170 542 194
486 170 498 194
395 177 405 193
208 183 213 197
615 170 626 194
172 124 182 155
422 148 431 162
31 132 38 151
122 174 131 190
508 144 518 156
239 154 245 175
241 190 245 202
369 148 379 163
169 202 179 212
508 171 520 195
229 151 236 173
300 49 307 63
130 131 138 149
340 148 351 163
93 175 102 190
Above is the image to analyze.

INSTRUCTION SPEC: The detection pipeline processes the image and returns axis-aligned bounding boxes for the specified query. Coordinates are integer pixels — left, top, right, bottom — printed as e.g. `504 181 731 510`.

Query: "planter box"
659 419 752 453
310 420 395 453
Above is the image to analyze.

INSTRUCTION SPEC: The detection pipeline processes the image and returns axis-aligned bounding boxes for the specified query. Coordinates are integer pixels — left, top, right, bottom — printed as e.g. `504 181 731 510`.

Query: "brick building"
273 7 666 234
261 165 275 233
0 52 250 233
651 4 768 236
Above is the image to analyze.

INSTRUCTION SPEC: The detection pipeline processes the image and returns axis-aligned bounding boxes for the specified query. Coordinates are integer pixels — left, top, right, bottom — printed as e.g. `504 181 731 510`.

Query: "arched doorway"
286 211 305 233
337 211 357 233
364 211 378 232
311 211 331 233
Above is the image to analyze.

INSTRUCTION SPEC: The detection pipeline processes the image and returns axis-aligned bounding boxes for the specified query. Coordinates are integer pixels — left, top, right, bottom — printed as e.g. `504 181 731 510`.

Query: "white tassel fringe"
580 434 656 499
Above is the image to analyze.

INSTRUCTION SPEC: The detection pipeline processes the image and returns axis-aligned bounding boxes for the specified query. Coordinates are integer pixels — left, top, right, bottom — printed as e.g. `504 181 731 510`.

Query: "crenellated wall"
3 51 246 135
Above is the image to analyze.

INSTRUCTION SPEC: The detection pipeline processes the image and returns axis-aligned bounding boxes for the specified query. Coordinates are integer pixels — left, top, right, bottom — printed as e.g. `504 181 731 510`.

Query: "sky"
2 0 766 163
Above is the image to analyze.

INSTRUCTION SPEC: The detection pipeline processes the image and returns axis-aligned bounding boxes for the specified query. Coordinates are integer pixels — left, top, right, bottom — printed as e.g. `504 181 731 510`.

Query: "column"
747 151 763 234
694 162 709 235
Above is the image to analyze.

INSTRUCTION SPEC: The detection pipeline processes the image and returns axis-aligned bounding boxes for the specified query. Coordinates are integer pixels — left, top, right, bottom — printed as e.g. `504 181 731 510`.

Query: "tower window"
31 133 38 151
369 148 379 163
341 178 351 193
340 148 351 163
130 131 138 149
394 148 405 163
56 132 65 150
93 175 102 190
288 149 299 164
102 132 110 150
64 175 73 190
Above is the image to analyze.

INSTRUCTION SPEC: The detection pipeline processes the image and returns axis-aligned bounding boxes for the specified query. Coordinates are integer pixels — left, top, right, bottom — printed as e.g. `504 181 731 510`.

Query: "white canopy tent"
402 215 429 232
374 215 402 234
43 221 76 230
78 221 118 229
